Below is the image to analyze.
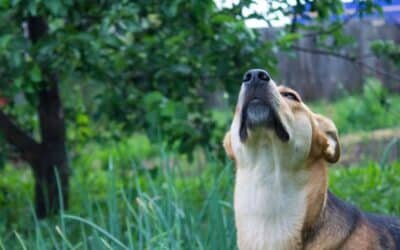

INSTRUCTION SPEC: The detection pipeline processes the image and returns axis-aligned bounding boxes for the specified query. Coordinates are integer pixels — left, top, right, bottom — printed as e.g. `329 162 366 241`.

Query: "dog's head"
223 69 340 168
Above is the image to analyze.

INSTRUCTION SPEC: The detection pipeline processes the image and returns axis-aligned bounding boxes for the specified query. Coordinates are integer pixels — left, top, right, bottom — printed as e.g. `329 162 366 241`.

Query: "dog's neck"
234 140 328 250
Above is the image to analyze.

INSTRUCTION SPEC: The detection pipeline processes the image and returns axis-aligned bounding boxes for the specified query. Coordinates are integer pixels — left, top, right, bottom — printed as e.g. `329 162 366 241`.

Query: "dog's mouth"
239 98 289 142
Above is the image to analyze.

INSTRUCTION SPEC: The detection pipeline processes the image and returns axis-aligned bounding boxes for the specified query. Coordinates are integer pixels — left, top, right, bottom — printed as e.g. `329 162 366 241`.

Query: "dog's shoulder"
303 191 361 248
327 191 400 249
364 212 400 249
305 191 400 249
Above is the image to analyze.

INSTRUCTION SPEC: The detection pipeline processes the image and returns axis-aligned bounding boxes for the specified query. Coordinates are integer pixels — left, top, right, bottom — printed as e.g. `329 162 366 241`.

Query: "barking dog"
223 69 400 250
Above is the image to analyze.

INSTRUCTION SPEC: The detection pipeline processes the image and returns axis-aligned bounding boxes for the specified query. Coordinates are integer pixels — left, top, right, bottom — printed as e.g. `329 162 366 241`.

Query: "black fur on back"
304 191 400 249
366 212 400 250
329 191 400 249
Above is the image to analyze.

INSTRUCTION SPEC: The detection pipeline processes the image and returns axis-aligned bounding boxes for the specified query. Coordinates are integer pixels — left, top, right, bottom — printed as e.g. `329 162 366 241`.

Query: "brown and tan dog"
223 69 400 250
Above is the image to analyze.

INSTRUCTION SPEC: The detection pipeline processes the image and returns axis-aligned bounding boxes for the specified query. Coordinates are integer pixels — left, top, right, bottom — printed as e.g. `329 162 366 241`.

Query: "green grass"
330 161 400 216
2 152 400 249
0 152 236 250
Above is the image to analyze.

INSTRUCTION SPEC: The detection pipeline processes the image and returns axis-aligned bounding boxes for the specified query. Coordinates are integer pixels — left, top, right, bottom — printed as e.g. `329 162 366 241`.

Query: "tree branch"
291 45 400 82
0 109 40 164
291 45 356 60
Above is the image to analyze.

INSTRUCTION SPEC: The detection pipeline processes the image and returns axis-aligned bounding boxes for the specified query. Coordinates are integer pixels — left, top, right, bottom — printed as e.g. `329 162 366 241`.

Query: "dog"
223 69 400 250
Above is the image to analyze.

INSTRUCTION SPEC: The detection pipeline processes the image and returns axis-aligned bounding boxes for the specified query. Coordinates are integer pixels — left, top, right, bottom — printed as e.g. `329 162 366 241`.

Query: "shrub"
311 78 400 134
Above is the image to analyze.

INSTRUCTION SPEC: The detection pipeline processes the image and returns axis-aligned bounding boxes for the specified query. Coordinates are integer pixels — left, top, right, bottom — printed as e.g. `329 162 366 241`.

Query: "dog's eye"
281 92 300 102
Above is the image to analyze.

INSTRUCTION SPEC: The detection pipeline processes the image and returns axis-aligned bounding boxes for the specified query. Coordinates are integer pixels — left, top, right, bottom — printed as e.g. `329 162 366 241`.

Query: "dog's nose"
243 69 270 85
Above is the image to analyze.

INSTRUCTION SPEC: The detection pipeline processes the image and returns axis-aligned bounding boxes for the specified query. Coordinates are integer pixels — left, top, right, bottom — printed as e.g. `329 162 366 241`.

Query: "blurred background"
0 0 399 249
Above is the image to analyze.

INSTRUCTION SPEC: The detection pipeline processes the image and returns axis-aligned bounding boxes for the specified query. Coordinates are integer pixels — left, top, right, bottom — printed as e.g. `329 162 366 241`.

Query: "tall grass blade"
55 168 67 250
0 239 5 250
55 225 74 249
14 231 27 250
62 214 129 250
107 158 120 244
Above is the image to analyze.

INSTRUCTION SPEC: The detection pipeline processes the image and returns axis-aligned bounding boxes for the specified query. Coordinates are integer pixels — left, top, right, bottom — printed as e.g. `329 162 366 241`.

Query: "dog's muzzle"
239 69 289 142
245 99 273 129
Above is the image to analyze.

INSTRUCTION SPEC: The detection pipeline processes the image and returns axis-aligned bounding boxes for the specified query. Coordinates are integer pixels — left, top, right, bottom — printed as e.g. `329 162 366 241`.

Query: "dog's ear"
223 132 235 160
315 115 340 163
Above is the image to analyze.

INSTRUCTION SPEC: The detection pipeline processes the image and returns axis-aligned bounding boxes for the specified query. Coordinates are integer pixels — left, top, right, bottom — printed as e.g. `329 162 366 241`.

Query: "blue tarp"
344 0 400 23
297 0 400 24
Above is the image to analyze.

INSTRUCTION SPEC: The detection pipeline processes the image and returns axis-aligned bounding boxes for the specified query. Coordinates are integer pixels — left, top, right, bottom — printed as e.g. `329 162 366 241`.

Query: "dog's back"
365 211 400 249
304 191 400 249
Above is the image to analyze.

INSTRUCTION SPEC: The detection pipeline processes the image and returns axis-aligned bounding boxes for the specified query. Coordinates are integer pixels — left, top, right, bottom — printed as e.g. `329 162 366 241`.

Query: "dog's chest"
234 166 308 250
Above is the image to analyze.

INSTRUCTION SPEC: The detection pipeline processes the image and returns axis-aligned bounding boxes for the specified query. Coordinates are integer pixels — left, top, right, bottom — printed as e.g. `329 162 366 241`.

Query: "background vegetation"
0 0 399 249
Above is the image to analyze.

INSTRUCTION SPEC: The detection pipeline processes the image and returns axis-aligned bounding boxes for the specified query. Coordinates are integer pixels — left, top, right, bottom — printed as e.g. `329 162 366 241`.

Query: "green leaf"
0 34 12 51
76 113 90 126
44 0 64 16
0 0 10 8
29 64 42 83
277 32 301 50
13 77 23 88
211 14 236 24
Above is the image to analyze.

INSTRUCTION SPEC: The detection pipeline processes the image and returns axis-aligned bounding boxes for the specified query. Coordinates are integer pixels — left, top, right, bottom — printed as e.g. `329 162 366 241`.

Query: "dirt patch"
339 128 400 166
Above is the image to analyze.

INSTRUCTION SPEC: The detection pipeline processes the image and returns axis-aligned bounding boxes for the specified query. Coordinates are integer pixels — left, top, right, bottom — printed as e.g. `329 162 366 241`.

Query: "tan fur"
341 220 381 250
303 159 328 231
223 131 234 161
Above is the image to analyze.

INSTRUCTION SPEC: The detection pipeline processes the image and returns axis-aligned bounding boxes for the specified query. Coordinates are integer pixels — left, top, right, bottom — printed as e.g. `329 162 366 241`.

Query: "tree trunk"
28 16 69 219
34 80 69 218
0 16 69 219
0 86 68 219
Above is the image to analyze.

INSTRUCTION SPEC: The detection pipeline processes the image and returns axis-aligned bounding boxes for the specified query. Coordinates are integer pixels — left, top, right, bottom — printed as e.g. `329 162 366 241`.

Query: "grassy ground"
1 156 400 249
1 154 236 250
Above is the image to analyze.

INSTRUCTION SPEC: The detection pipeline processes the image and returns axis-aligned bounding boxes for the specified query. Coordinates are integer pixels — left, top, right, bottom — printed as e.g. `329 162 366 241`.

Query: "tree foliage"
1 0 395 155
0 0 276 155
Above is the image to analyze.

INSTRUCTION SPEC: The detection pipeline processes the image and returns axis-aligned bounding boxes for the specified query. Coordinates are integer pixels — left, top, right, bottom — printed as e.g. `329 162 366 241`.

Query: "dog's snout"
243 69 271 85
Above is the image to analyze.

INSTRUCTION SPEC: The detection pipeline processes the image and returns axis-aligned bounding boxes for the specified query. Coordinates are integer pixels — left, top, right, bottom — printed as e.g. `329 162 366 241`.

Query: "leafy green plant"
371 40 400 68
311 78 400 134
330 161 400 215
